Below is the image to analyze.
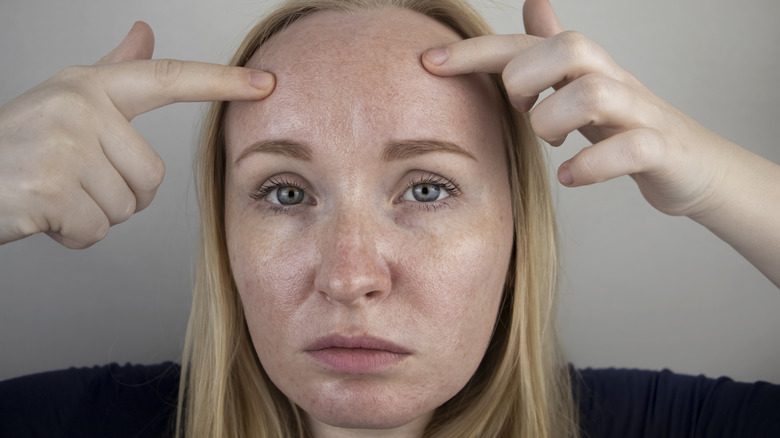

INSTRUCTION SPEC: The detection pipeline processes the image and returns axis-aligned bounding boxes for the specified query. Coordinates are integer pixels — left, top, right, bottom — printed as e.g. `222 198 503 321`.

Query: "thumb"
96 21 155 65
523 0 564 38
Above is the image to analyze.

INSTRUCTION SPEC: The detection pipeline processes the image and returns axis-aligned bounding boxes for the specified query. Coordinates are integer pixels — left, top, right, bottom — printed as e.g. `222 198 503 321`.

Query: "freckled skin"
223 8 514 437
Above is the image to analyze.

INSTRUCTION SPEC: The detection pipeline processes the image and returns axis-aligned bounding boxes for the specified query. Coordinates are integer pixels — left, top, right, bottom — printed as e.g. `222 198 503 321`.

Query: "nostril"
365 290 378 298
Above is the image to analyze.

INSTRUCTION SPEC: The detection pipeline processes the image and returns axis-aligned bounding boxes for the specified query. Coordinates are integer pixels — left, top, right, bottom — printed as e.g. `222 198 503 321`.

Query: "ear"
523 0 564 38
95 21 155 65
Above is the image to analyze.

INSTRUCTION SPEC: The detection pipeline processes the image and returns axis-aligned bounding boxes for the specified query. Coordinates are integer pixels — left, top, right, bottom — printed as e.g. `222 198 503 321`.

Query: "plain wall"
1 0 778 383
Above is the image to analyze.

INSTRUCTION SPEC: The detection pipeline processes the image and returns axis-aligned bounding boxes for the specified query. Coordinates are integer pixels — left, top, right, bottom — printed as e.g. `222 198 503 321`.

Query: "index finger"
422 34 543 77
95 59 275 119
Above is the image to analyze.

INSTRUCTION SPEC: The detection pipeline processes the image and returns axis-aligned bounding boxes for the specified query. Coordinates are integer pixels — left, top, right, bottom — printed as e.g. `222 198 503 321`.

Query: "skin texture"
223 8 514 437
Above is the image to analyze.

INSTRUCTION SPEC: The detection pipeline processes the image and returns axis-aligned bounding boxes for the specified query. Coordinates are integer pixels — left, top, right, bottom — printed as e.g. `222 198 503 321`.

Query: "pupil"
413 183 440 202
277 186 303 205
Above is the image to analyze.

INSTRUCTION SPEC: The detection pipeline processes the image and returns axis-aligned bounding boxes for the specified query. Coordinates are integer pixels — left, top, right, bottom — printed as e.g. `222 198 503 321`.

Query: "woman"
184 1 567 436
0 0 778 437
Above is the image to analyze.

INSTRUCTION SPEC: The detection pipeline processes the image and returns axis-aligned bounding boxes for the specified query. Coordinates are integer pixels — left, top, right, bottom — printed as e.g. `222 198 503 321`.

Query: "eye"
249 176 312 209
400 174 460 204
403 182 447 202
271 185 306 205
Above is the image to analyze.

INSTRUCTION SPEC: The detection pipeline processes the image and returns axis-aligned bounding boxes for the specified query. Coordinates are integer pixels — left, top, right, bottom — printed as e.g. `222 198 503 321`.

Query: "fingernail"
559 164 574 186
425 47 449 66
249 71 274 90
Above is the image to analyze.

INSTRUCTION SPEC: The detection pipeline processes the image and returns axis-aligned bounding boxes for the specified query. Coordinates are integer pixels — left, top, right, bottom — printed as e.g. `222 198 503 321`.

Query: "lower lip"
308 348 408 374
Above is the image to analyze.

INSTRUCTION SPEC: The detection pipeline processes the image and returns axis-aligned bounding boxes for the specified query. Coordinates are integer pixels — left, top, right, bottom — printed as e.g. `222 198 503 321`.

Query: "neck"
306 411 431 438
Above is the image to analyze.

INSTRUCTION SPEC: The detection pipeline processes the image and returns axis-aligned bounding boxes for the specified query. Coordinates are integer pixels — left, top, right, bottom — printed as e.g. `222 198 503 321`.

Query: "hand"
423 0 780 287
421 0 739 220
0 22 274 249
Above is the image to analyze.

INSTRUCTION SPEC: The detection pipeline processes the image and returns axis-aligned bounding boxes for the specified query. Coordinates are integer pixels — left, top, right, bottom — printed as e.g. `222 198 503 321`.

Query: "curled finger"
97 112 165 212
44 190 111 249
530 73 647 145
558 127 665 187
502 31 630 112
80 151 139 225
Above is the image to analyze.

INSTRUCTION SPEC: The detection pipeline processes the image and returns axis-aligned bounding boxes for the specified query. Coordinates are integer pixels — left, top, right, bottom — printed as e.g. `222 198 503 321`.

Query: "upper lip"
306 334 410 354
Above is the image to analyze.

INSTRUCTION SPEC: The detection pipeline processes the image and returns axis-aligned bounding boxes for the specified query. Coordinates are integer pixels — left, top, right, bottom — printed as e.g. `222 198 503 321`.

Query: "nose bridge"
315 203 391 305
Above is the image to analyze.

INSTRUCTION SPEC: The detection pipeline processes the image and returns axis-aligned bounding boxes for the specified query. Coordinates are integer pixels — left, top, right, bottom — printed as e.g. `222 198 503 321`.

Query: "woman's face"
224 8 514 435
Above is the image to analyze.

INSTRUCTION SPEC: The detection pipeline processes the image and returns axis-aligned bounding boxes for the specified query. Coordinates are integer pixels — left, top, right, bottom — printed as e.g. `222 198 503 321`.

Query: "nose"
313 211 392 306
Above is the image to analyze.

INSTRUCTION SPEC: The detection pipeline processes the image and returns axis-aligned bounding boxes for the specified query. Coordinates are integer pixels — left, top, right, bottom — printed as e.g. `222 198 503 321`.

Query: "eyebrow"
234 140 313 165
381 139 477 162
233 138 476 166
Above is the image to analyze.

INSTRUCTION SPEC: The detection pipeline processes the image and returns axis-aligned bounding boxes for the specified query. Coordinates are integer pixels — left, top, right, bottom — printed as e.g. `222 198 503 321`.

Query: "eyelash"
398 173 461 211
248 173 461 213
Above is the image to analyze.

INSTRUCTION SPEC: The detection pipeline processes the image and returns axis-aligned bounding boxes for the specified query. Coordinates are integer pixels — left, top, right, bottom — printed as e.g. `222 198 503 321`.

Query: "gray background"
1 0 778 382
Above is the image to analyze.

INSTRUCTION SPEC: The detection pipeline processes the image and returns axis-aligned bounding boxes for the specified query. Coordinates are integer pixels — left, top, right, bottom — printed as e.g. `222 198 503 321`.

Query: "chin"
300 382 438 432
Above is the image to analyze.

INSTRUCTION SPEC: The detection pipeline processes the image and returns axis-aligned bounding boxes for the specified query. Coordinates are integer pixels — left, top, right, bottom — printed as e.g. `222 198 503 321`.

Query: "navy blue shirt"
0 363 178 437
1 363 779 437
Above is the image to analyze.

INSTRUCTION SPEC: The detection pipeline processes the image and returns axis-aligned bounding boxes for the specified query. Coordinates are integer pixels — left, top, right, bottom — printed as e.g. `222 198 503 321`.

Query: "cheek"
399 202 514 362
225 198 317 357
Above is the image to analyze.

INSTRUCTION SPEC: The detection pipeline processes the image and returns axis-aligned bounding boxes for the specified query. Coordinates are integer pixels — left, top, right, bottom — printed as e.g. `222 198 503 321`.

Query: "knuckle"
14 216 45 240
66 237 94 250
573 151 600 181
556 31 593 61
510 33 536 50
574 74 610 114
90 216 111 243
501 64 523 94
24 173 70 208
218 66 233 85
62 216 109 249
623 129 664 172
56 65 95 83
528 107 550 138
143 155 166 189
152 59 184 89
43 87 93 121
113 195 137 224
455 38 483 73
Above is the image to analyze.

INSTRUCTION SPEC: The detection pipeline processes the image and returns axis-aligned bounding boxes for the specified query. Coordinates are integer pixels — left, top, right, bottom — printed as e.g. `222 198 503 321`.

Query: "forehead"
225 7 501 158
249 7 463 89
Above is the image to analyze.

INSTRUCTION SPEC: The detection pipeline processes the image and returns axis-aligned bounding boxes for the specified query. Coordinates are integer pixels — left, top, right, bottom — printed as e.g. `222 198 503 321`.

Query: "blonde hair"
177 0 577 437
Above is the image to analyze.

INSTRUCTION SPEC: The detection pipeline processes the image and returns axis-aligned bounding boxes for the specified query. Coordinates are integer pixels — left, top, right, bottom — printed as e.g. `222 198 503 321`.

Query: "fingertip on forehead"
227 8 467 113
228 7 465 118
224 6 504 159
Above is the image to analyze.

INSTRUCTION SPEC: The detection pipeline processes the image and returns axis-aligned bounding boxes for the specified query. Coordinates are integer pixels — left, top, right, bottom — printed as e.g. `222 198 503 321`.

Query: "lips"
305 334 410 374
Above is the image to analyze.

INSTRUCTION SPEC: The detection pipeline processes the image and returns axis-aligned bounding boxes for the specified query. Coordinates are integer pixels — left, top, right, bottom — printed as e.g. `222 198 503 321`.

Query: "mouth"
305 334 411 374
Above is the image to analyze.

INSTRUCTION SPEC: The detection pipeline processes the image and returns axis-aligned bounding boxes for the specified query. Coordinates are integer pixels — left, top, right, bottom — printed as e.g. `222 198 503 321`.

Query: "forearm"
690 142 780 288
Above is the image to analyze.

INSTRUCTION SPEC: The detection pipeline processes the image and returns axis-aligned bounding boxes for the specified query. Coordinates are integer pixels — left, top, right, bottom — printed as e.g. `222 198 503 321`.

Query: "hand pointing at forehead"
423 0 780 287
0 22 274 249
423 0 734 217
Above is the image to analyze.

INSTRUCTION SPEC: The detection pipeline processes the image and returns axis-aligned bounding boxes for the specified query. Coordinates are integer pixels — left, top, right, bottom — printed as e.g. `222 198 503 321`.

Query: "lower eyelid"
406 200 452 213
267 205 297 215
